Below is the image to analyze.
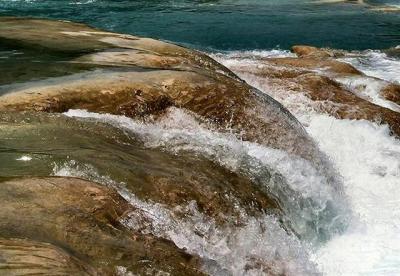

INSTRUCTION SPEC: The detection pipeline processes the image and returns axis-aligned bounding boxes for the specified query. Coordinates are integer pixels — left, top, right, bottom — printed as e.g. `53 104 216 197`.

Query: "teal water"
0 0 399 51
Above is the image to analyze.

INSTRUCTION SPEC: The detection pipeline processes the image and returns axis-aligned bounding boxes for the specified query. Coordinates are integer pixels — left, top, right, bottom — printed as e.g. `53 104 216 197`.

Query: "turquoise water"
0 0 399 51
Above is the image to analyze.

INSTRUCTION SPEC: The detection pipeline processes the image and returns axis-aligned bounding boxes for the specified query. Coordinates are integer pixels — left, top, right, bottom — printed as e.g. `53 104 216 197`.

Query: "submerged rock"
0 177 204 275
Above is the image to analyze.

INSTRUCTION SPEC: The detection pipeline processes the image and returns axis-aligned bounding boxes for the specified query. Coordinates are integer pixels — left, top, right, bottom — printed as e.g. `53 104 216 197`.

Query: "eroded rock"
221 45 400 136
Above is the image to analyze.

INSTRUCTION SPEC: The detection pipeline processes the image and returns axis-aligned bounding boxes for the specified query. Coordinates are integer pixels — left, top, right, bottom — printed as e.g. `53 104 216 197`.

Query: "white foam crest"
340 50 400 84
64 108 349 242
52 159 318 276
212 49 295 59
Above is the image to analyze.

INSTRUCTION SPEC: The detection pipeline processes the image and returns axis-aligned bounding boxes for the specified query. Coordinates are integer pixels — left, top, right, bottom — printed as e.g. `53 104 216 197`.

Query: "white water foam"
214 50 400 275
308 116 400 276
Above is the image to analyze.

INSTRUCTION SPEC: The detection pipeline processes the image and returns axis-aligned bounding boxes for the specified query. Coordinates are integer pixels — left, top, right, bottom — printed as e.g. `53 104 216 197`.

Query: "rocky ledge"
220 44 400 137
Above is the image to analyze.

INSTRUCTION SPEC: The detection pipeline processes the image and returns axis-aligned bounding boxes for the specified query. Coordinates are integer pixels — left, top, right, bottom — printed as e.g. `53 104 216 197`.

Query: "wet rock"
265 57 362 76
0 19 349 244
276 71 400 136
0 17 237 79
291 45 344 59
263 45 361 77
0 238 98 275
0 177 204 275
385 47 400 59
381 83 400 105
0 17 112 53
227 50 400 136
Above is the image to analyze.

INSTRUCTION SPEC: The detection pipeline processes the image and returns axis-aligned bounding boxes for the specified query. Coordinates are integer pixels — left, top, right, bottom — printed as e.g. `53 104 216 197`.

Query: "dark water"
0 0 399 51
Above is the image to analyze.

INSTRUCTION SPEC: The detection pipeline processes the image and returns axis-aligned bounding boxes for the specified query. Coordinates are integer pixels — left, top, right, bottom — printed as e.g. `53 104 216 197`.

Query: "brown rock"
0 17 237 80
283 72 400 135
0 238 98 275
0 177 204 275
229 55 400 136
266 57 362 76
291 45 344 59
381 83 400 105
